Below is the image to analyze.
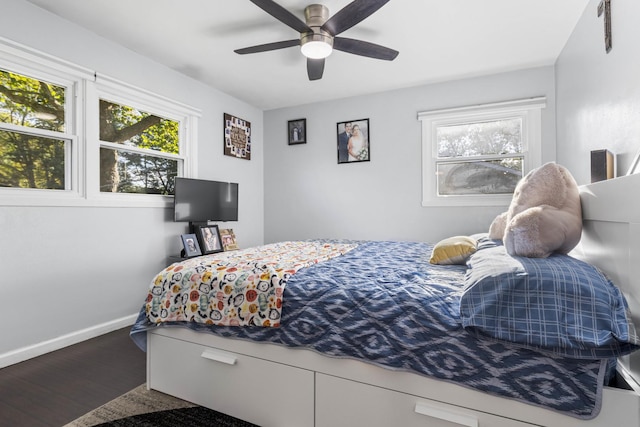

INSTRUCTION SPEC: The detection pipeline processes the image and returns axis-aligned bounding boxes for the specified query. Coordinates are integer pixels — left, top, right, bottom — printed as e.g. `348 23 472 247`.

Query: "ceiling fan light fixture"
301 41 332 59
300 33 333 59
238 1 398 80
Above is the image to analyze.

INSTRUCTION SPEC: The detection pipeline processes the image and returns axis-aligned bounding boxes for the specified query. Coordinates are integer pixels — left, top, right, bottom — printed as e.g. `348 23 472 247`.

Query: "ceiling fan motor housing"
301 4 333 58
304 4 329 27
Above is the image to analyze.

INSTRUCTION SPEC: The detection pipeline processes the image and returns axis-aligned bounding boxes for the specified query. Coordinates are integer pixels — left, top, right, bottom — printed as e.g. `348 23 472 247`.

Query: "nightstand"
167 255 186 265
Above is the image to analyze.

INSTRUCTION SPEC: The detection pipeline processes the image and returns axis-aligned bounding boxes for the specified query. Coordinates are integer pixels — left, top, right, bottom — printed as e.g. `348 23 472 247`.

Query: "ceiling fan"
234 0 399 81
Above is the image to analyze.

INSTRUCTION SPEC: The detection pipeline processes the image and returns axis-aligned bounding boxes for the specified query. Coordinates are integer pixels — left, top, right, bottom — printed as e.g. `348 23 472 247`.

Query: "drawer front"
148 332 314 427
316 374 535 427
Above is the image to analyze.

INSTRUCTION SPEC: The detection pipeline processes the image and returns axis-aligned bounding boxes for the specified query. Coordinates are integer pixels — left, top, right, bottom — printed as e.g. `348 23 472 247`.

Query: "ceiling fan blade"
321 0 390 36
235 39 300 54
307 58 325 80
249 0 311 34
333 37 398 60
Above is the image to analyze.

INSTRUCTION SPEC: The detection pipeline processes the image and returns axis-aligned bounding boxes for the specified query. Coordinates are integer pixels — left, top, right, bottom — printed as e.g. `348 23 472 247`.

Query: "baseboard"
0 314 139 369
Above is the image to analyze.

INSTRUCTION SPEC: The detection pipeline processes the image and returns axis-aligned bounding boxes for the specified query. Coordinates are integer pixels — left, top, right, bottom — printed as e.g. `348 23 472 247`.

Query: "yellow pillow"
429 236 478 265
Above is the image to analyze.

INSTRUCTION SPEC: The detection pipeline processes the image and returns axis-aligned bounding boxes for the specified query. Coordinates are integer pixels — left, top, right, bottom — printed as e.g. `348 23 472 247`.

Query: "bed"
131 172 640 427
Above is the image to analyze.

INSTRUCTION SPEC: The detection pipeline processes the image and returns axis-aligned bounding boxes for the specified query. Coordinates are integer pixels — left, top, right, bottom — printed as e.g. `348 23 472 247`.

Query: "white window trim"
418 97 546 207
0 37 90 206
85 74 200 208
0 37 201 208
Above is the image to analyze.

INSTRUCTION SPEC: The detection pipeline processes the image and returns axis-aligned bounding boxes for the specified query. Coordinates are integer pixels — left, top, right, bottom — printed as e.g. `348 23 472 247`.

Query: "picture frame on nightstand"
195 224 223 255
180 233 202 258
220 228 239 251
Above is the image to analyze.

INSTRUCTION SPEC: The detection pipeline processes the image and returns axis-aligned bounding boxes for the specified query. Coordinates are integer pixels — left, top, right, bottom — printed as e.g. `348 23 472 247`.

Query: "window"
98 99 180 195
0 38 200 207
419 97 546 206
0 66 77 192
87 75 199 205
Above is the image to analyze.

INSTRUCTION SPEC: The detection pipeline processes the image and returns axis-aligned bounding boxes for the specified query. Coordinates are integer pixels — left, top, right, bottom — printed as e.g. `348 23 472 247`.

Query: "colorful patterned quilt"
145 241 356 327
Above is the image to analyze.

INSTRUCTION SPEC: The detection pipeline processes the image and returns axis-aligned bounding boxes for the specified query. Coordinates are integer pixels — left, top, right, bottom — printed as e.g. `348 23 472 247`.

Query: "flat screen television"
174 177 239 224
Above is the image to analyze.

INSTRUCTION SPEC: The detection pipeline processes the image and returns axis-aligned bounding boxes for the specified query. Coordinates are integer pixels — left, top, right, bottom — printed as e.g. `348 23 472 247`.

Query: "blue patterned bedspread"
131 240 612 419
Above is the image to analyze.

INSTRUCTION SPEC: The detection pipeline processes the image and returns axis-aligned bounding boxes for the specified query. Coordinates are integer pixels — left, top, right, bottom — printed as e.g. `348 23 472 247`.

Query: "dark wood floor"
0 327 146 426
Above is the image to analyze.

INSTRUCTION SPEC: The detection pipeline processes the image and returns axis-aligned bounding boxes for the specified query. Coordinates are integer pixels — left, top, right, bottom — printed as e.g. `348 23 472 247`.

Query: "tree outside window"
435 119 523 196
1 68 182 196
98 99 180 195
419 98 545 207
0 68 67 190
0 39 199 207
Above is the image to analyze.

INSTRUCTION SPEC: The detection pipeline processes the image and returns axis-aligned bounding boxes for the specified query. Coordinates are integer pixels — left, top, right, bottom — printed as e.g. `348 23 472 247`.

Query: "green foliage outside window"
0 69 67 189
99 100 179 195
0 66 181 194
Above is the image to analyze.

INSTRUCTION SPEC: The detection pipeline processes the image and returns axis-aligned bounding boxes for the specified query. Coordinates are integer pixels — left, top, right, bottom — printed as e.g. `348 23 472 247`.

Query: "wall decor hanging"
337 118 370 164
597 0 612 53
224 113 251 160
288 118 306 145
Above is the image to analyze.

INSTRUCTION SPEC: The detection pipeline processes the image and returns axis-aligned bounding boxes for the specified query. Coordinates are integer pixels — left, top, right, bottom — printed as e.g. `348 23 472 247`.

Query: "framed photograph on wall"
224 113 251 160
195 224 223 254
220 228 239 251
288 118 306 145
337 118 370 164
180 233 202 258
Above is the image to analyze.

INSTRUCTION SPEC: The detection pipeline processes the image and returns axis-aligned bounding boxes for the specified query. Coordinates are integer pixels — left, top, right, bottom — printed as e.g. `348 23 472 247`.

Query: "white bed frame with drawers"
146 173 640 427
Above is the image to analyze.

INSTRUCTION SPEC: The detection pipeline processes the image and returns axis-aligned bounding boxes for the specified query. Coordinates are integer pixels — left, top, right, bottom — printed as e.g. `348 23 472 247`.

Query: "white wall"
264 67 557 244
0 0 264 363
556 0 640 184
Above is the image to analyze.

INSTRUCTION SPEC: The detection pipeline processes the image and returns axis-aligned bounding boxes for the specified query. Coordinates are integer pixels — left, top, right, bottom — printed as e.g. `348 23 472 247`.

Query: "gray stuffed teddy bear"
488 162 582 258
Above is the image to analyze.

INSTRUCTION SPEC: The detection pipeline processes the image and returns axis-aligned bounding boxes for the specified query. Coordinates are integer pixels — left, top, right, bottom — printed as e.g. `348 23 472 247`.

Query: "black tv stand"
188 221 208 234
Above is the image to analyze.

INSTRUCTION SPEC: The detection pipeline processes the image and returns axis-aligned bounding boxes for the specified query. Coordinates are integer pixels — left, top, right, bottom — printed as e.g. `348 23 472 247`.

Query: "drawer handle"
200 349 237 365
414 402 478 427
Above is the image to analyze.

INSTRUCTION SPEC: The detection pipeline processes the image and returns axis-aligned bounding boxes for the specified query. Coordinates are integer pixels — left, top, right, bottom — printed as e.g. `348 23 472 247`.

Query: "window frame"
0 37 200 208
85 74 200 207
0 39 90 205
419 97 546 207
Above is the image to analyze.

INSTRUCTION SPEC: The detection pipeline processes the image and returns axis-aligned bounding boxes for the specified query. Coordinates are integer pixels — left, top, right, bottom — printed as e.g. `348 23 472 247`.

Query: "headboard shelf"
575 172 640 391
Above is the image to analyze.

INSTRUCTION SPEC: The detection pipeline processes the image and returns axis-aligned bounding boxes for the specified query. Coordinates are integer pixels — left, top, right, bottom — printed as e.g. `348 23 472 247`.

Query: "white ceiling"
24 0 589 111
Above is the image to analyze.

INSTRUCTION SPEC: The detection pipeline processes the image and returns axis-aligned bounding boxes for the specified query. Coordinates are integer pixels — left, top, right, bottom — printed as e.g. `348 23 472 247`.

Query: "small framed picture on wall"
224 113 251 160
288 118 306 145
337 118 370 164
195 224 223 255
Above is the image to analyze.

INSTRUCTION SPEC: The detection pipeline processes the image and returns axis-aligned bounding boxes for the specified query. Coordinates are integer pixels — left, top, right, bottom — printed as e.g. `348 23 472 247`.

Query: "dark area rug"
64 384 258 427
93 406 258 427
